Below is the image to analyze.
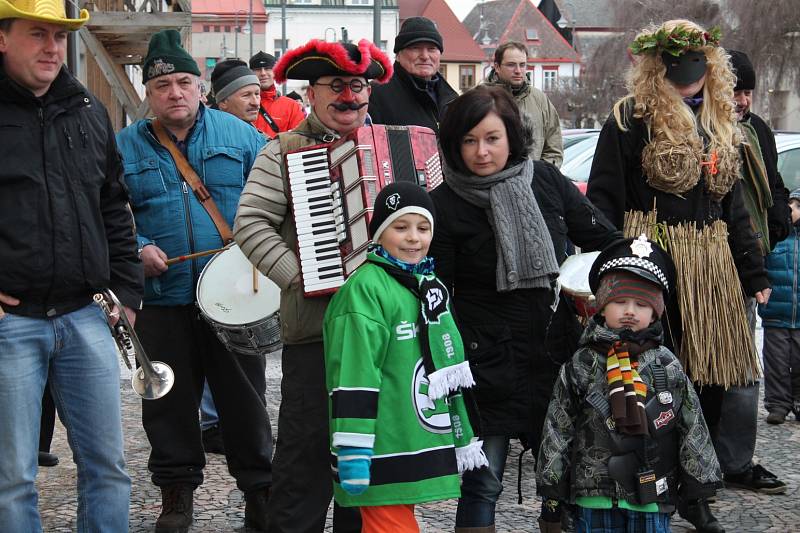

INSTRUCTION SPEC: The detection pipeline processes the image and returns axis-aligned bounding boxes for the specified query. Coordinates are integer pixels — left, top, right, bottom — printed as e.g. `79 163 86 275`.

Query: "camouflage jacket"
536 319 721 506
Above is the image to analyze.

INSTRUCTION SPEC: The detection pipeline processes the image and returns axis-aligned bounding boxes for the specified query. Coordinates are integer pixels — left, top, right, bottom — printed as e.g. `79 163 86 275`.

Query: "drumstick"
252 265 259 293
165 247 226 266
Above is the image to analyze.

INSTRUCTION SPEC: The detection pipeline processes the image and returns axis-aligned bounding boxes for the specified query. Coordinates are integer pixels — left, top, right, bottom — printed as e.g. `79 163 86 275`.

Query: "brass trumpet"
94 289 175 400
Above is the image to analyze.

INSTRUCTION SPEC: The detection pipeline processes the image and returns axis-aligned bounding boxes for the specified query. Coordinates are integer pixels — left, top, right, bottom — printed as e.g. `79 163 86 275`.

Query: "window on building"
213 25 220 32
203 25 210 32
543 68 558 91
438 65 447 80
460 65 475 91
525 28 539 40
292 0 312 4
349 0 371 4
224 25 231 32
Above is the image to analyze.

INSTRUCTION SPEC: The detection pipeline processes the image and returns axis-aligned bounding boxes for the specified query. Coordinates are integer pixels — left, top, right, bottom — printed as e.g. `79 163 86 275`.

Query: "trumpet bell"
131 361 175 400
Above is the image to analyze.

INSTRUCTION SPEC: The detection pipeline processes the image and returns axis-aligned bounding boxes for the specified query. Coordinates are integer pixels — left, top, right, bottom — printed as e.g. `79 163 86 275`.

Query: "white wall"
529 62 579 91
265 7 399 94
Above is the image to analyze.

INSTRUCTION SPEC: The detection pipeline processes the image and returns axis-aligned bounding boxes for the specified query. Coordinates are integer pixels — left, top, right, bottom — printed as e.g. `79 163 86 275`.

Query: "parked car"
560 131 599 194
562 128 600 150
776 133 800 192
559 131 800 195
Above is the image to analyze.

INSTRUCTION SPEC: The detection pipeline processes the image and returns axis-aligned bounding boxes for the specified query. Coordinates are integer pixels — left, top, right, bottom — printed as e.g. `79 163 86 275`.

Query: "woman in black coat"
429 85 621 532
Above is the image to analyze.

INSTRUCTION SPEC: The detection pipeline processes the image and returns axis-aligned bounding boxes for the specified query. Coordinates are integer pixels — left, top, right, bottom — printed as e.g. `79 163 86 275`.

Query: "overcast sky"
444 0 542 22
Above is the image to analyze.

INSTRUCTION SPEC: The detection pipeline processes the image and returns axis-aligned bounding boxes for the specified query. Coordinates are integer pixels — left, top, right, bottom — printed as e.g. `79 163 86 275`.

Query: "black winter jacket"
744 111 791 250
0 64 142 317
368 62 458 134
429 160 621 444
586 100 769 296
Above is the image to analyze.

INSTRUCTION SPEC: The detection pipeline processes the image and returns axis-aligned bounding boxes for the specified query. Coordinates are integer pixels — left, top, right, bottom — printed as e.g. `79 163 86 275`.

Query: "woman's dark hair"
439 85 526 174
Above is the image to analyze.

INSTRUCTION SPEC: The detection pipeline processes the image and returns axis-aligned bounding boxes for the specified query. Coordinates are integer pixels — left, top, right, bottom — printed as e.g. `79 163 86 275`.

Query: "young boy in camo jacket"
536 236 721 533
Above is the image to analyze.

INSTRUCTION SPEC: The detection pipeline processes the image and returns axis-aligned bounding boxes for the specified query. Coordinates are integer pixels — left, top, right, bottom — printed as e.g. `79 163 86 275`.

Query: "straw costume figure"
586 19 771 533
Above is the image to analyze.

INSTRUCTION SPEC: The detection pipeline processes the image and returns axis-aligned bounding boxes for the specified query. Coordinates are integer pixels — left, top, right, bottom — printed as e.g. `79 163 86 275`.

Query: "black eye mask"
662 50 707 85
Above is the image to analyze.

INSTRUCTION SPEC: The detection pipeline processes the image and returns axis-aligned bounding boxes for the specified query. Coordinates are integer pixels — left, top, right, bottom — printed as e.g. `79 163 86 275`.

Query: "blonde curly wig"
613 19 741 199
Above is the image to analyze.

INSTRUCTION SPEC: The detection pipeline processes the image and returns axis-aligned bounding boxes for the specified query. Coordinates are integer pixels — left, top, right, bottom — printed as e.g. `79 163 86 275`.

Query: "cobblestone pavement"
38 348 799 532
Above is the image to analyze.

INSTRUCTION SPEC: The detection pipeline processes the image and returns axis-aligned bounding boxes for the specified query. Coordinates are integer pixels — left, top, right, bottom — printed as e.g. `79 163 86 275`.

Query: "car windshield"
561 135 599 183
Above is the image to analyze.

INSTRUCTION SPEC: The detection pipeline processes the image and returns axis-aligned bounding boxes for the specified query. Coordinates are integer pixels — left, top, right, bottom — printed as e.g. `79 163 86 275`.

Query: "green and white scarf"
368 252 488 471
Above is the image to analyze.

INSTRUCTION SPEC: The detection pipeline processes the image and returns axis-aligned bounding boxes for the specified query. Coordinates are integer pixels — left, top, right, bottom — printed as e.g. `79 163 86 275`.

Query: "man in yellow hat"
0 1 141 531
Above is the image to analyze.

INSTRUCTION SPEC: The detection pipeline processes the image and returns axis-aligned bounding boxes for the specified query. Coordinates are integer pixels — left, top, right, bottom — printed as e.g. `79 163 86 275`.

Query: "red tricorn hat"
274 39 392 84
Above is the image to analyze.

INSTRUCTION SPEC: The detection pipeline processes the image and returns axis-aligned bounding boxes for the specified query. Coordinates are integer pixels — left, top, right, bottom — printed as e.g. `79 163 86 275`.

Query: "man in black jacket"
0 2 142 531
368 16 457 134
712 49 788 496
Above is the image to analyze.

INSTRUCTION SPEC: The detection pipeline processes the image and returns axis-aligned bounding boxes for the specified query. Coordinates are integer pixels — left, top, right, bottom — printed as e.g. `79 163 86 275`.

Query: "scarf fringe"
456 438 489 473
426 361 475 400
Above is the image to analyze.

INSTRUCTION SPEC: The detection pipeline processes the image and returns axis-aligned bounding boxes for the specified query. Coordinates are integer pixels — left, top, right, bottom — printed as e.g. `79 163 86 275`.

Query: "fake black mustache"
329 101 368 111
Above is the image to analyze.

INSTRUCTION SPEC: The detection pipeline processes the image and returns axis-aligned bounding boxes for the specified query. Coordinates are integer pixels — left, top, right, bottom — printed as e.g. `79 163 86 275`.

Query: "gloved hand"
336 446 373 495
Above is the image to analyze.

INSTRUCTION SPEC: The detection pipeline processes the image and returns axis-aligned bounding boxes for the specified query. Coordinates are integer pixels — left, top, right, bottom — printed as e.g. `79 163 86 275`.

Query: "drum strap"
151 119 234 244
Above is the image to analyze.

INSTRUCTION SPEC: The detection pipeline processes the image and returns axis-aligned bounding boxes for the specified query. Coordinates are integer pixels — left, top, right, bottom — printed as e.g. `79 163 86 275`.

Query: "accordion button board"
286 125 442 297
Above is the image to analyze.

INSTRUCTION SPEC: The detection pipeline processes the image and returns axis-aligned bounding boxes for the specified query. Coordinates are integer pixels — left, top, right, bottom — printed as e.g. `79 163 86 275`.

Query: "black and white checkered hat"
588 234 676 296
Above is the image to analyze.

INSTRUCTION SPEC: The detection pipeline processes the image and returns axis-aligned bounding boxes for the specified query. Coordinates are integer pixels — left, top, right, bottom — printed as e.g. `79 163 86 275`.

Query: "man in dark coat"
712 49 788 497
0 3 142 530
368 16 457 134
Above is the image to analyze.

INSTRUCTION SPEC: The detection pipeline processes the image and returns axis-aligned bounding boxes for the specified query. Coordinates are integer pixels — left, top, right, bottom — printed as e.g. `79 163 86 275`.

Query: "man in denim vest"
116 29 271 533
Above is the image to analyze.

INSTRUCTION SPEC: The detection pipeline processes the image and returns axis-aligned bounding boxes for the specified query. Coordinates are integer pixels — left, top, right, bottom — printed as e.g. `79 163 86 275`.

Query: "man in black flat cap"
250 50 305 138
711 48 789 497
235 38 392 533
368 16 457 134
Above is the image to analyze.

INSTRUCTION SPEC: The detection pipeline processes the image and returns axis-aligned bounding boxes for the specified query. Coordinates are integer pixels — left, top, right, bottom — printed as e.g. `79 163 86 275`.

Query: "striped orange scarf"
607 341 649 435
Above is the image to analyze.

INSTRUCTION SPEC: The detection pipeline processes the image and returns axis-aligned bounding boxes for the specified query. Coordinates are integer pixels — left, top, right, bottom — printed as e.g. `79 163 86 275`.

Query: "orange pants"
360 504 419 533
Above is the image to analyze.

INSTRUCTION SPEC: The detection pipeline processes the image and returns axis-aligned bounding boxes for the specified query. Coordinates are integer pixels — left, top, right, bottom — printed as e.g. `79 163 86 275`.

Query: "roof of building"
464 0 579 62
556 0 616 30
401 0 485 62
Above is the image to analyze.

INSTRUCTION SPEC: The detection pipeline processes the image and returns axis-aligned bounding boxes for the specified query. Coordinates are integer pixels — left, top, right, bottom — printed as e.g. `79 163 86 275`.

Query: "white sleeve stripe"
333 432 375 449
330 386 380 393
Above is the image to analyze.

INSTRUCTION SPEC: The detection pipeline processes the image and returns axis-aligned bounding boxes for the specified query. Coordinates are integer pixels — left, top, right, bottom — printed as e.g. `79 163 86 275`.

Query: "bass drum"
196 244 282 355
558 251 600 318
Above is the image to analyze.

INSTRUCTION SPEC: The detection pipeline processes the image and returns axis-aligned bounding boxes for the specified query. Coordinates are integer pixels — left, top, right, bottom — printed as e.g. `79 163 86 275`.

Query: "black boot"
155 484 194 533
38 451 59 467
244 487 270 531
678 499 725 533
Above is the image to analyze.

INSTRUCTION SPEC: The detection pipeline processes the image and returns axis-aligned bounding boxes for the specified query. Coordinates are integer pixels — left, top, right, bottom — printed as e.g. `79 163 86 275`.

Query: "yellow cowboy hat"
0 0 89 30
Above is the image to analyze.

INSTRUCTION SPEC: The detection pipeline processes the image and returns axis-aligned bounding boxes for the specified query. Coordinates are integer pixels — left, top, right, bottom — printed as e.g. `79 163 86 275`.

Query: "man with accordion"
234 38 392 533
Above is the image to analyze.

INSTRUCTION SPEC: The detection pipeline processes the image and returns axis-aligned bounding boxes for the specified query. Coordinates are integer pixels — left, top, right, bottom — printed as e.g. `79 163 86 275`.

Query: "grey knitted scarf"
443 157 559 292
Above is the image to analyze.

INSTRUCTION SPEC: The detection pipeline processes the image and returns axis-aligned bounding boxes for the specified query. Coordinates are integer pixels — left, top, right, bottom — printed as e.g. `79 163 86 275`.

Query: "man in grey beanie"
710 49 789 499
368 16 457 135
211 59 261 124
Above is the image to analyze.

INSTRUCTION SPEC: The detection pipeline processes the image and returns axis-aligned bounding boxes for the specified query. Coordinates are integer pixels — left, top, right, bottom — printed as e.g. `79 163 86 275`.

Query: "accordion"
286 124 442 297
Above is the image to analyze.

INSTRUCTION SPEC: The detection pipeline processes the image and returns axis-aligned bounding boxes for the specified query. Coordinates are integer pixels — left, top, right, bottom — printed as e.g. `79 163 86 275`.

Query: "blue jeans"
455 435 510 527
574 507 670 532
200 379 219 431
0 304 130 532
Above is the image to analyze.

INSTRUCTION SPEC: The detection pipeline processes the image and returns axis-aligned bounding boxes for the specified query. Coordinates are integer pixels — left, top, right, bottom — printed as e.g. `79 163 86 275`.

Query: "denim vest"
116 106 266 305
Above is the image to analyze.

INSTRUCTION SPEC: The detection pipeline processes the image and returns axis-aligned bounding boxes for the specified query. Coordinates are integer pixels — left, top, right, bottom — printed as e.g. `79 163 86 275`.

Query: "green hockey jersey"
323 256 464 507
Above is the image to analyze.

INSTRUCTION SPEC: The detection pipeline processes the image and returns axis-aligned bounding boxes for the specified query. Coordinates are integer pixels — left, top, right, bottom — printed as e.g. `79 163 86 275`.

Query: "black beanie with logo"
369 182 435 242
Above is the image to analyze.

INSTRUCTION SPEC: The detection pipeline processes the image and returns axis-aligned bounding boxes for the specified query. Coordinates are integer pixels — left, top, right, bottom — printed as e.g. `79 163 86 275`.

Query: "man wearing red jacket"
250 51 305 138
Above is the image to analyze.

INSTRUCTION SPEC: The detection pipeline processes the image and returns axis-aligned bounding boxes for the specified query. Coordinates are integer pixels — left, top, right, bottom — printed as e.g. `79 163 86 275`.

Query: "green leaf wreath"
630 26 721 56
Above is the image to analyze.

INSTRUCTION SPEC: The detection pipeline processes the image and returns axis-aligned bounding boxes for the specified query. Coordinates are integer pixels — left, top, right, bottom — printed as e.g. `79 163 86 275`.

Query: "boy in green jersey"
324 182 487 531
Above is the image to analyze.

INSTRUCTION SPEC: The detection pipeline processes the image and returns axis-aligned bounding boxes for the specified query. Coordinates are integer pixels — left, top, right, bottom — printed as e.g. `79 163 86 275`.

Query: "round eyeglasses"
314 78 367 94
